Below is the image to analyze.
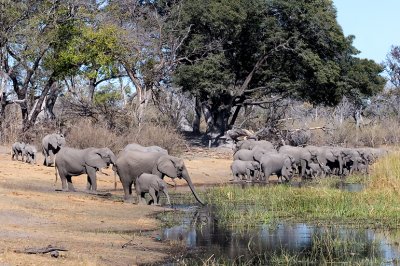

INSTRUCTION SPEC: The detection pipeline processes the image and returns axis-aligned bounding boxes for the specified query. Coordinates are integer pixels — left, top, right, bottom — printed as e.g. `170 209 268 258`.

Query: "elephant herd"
230 139 387 183
11 133 204 206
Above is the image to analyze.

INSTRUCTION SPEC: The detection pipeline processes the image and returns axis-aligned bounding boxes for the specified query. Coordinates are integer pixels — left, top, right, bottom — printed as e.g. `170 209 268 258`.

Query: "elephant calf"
12 141 26 161
230 160 260 182
305 162 329 178
23 144 37 164
135 173 171 205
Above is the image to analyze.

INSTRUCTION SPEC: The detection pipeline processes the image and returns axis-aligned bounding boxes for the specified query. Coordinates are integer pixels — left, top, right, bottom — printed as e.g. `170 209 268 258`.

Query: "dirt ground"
0 146 233 265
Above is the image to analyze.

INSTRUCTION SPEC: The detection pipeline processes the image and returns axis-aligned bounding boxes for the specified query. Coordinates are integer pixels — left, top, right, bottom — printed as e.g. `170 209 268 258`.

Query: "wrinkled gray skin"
278 145 313 177
306 146 344 176
23 144 37 164
341 148 364 175
124 143 168 154
114 150 205 205
55 147 117 192
12 142 26 161
234 147 277 161
305 162 329 178
234 139 274 152
42 133 66 166
135 173 171 205
259 153 296 183
357 148 378 174
230 160 260 182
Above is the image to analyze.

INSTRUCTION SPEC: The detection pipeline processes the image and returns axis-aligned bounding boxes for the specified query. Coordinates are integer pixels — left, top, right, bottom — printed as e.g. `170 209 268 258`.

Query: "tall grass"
369 151 400 193
205 152 400 228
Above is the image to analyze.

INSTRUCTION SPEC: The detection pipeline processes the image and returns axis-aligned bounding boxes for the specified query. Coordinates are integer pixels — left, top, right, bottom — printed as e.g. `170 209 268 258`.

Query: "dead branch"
14 245 68 254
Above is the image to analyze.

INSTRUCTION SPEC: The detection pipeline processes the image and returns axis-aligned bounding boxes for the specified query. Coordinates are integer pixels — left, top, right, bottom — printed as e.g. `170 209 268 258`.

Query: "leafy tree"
385 45 400 88
0 0 126 131
172 0 385 138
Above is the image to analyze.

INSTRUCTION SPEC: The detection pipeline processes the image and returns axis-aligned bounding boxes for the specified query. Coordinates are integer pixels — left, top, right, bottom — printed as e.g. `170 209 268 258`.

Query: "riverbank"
0 146 233 265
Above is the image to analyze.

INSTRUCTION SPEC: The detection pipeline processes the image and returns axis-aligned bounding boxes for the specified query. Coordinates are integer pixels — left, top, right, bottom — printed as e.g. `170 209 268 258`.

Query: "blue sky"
333 0 400 64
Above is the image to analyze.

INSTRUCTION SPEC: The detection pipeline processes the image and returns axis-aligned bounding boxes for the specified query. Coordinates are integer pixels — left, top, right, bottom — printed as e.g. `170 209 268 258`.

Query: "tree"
385 45 400 88
172 0 385 140
0 0 125 132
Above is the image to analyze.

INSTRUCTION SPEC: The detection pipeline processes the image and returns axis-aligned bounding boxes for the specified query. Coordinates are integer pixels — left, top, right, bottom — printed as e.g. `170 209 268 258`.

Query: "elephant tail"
54 162 58 187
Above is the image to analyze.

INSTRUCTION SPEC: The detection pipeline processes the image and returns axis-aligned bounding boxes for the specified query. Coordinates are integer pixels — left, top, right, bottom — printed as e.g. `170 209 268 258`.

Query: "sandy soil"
0 146 233 265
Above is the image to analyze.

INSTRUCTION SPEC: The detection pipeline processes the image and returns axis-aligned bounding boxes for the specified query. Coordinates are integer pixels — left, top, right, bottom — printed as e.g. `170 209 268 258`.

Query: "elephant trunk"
164 191 171 205
110 153 117 166
183 170 205 206
338 155 343 175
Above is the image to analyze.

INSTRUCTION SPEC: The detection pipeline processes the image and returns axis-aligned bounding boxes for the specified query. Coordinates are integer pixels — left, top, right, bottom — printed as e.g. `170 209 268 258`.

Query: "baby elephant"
135 173 171 206
230 160 260 182
23 144 37 164
12 141 26 161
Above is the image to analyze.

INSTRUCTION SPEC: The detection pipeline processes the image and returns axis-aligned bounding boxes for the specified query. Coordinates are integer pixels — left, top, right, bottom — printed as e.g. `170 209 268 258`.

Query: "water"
160 205 400 264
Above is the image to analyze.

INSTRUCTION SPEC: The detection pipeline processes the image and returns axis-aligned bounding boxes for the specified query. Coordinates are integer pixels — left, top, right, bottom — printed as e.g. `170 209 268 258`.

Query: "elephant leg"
49 150 55 165
155 191 161 206
122 181 135 203
300 160 307 178
141 192 148 205
86 176 92 191
43 148 50 166
66 176 76 192
86 168 97 191
58 172 68 191
149 188 157 205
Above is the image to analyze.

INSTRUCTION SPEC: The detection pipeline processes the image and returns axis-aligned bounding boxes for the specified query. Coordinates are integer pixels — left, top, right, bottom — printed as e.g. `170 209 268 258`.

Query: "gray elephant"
357 148 377 174
114 150 204 205
42 133 66 166
11 141 26 161
306 146 344 176
230 160 260 182
234 147 277 161
305 162 330 178
55 147 117 192
259 153 296 183
123 143 168 154
278 145 313 177
235 139 274 152
341 148 364 175
23 144 37 164
135 173 171 205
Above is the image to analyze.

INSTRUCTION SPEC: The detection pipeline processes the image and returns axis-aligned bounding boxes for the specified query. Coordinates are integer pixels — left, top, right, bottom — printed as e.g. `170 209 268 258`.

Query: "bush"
65 119 187 155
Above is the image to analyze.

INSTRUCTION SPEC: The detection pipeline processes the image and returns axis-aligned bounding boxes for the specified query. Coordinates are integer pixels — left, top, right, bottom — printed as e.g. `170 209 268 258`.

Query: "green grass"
203 152 400 228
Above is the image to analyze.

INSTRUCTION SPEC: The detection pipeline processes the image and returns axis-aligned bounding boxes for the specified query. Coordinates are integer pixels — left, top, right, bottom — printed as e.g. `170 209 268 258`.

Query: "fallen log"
14 245 68 254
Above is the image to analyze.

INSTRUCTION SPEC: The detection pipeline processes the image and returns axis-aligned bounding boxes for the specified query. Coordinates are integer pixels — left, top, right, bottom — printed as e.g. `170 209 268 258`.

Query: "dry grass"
65 119 187 155
368 151 400 193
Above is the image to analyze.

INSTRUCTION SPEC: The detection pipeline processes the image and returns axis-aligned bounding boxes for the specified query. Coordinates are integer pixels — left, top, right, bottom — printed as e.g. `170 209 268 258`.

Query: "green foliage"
171 0 386 131
50 24 124 79
94 85 122 106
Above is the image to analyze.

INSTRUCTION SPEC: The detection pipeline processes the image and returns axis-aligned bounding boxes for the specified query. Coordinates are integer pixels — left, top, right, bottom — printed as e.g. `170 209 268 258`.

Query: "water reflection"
162 205 400 264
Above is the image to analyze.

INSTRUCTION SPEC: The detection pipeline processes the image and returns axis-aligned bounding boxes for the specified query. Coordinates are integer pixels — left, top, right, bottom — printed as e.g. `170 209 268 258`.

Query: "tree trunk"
202 99 232 145
44 81 59 120
88 77 96 103
23 76 56 132
192 97 201 134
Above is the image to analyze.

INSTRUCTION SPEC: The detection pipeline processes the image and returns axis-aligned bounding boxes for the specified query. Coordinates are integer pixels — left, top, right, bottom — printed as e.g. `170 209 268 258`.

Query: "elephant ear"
49 136 58 149
85 151 107 170
156 156 177 178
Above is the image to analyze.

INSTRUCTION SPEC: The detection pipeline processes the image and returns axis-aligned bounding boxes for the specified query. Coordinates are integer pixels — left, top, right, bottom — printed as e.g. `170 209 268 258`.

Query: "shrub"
65 119 187 155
